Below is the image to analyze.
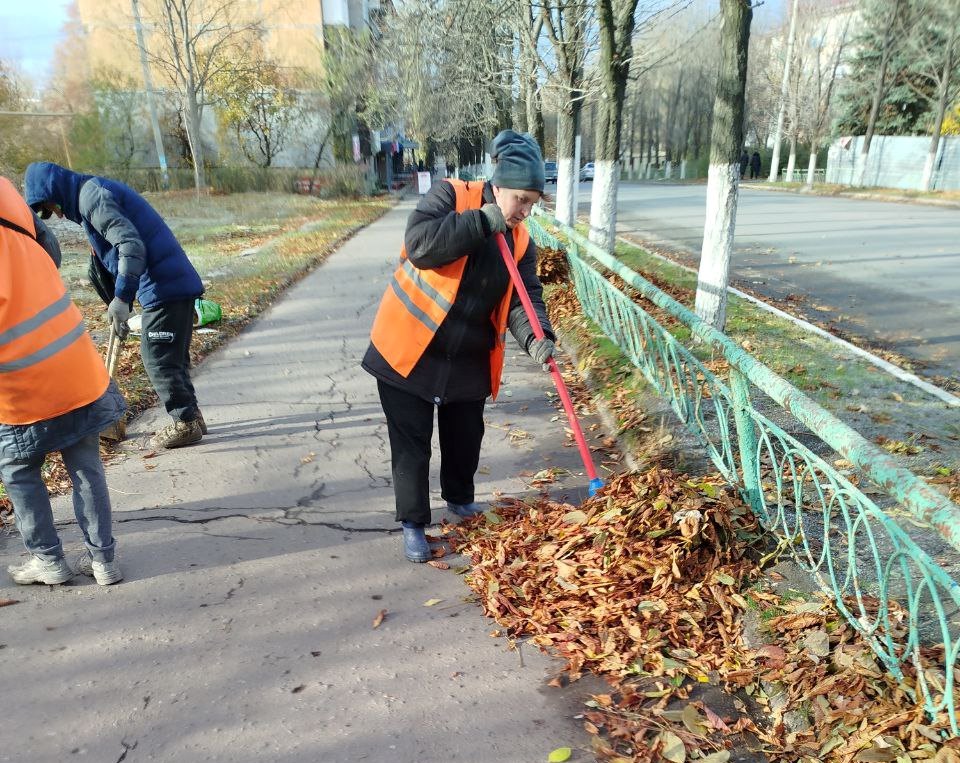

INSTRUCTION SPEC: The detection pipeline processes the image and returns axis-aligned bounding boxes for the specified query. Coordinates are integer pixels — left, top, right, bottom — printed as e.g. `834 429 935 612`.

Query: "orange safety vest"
0 176 108 425
370 178 530 400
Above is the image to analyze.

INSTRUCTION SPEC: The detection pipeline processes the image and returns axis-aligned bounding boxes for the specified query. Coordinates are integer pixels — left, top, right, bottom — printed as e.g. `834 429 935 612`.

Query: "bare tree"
589 1 700 251
142 0 262 192
768 0 799 182
587 0 642 253
0 61 33 177
519 1 546 149
540 0 593 226
378 0 515 155
902 0 960 190
694 0 751 331
621 6 721 181
44 1 92 115
800 9 850 189
784 8 808 183
744 32 778 150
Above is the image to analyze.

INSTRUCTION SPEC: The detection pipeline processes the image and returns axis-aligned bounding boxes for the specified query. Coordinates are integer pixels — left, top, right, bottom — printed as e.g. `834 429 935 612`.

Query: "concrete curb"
740 181 960 210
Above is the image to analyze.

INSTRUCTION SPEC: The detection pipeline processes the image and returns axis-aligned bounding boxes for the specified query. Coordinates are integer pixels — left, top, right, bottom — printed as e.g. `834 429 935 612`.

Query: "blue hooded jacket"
23 162 203 309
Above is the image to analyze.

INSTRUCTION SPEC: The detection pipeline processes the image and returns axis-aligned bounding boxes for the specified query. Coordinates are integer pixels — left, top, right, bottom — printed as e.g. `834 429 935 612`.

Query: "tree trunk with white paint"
555 105 582 226
786 132 796 183
695 0 752 331
588 0 640 254
540 0 589 224
921 136 941 192
805 148 817 189
589 159 618 250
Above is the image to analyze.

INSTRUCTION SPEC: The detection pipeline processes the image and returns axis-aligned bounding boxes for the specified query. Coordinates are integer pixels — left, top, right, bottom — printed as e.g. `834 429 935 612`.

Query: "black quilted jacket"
362 180 554 403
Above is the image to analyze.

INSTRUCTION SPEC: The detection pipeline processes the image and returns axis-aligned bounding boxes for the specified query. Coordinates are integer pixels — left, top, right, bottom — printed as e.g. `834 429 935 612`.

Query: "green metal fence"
527 209 960 734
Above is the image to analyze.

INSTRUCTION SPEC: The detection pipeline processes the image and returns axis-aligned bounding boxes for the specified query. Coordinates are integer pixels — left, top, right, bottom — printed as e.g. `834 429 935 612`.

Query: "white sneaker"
73 554 123 585
7 555 74 585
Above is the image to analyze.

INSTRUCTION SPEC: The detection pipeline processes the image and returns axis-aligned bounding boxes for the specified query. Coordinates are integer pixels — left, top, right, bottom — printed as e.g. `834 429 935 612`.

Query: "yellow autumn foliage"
942 102 960 135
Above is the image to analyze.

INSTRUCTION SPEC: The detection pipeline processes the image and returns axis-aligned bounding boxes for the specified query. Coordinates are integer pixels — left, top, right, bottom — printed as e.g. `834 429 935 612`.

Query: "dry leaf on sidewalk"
372 609 386 629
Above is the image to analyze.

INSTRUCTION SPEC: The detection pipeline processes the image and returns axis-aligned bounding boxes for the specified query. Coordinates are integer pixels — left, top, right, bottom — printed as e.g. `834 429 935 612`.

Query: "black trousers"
377 380 485 525
139 298 199 422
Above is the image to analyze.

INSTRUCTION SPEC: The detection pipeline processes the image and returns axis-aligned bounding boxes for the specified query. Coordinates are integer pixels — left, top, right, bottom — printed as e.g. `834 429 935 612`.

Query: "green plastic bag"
194 298 222 327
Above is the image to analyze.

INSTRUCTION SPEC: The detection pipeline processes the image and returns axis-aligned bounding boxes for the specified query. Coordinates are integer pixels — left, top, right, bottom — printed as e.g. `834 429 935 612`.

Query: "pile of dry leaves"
538 246 570 285
449 469 957 762
545 284 653 445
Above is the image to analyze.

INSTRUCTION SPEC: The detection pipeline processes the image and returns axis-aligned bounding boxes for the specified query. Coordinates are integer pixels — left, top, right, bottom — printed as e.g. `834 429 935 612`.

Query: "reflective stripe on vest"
369 178 530 399
0 177 109 425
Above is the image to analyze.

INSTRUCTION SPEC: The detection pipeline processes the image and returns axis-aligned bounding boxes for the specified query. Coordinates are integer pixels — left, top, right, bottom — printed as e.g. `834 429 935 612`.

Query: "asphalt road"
579 182 960 382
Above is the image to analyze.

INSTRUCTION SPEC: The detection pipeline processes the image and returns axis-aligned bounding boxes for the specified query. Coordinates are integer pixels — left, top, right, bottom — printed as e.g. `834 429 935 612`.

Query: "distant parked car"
543 161 558 183
579 162 595 181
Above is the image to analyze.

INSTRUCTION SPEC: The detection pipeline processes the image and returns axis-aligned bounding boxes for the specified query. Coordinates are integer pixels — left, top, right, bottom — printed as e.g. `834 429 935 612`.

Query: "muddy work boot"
74 554 123 586
150 418 203 449
196 409 208 435
8 555 74 585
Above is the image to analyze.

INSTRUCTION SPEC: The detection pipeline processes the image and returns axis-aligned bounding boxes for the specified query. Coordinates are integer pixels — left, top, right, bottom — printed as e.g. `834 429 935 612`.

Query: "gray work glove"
107 297 131 340
527 337 555 369
480 203 507 235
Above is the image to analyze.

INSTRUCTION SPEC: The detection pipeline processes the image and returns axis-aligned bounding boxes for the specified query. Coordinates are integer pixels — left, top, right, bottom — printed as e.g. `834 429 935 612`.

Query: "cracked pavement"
0 202 607 762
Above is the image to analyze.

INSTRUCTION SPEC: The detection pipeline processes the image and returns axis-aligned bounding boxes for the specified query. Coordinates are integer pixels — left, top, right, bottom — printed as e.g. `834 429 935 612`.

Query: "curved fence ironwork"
527 210 960 733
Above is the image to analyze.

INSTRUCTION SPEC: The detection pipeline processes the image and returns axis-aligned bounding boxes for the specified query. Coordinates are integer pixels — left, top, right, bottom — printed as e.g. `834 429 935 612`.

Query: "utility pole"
131 0 169 189
767 0 799 182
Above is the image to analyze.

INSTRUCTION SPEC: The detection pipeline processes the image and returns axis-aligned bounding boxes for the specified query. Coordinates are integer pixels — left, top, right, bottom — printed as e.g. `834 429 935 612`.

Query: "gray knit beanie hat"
490 130 545 193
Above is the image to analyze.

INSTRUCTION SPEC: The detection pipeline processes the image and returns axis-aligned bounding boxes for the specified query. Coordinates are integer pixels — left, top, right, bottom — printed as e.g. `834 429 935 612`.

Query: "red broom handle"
495 232 601 490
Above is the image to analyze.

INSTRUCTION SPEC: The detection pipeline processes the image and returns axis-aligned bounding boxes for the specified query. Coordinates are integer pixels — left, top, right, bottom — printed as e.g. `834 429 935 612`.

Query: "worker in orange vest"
0 176 125 586
362 131 555 562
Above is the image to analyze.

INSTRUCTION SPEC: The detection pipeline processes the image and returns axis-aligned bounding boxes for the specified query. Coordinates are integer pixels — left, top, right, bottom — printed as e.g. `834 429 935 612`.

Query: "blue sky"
0 0 72 84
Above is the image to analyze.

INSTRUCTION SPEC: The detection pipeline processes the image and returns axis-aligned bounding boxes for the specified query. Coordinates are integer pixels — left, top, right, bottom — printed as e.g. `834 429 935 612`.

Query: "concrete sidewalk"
0 202 605 762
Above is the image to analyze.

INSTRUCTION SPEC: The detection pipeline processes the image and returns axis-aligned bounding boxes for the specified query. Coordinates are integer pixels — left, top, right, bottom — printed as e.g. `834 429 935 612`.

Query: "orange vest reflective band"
370 178 530 399
0 176 108 425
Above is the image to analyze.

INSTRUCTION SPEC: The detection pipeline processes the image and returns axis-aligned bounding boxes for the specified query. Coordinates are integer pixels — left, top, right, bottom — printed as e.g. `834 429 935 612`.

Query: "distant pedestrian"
739 151 749 179
750 151 762 179
24 162 207 449
0 175 125 586
363 130 555 563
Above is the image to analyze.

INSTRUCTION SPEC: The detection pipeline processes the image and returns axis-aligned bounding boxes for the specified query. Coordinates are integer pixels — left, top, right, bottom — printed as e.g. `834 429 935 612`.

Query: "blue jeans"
1 434 115 563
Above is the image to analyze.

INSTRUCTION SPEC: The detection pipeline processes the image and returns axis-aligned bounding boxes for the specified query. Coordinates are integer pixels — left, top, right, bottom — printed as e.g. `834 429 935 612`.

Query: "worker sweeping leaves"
362 130 556 562
24 162 207 449
0 175 125 585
